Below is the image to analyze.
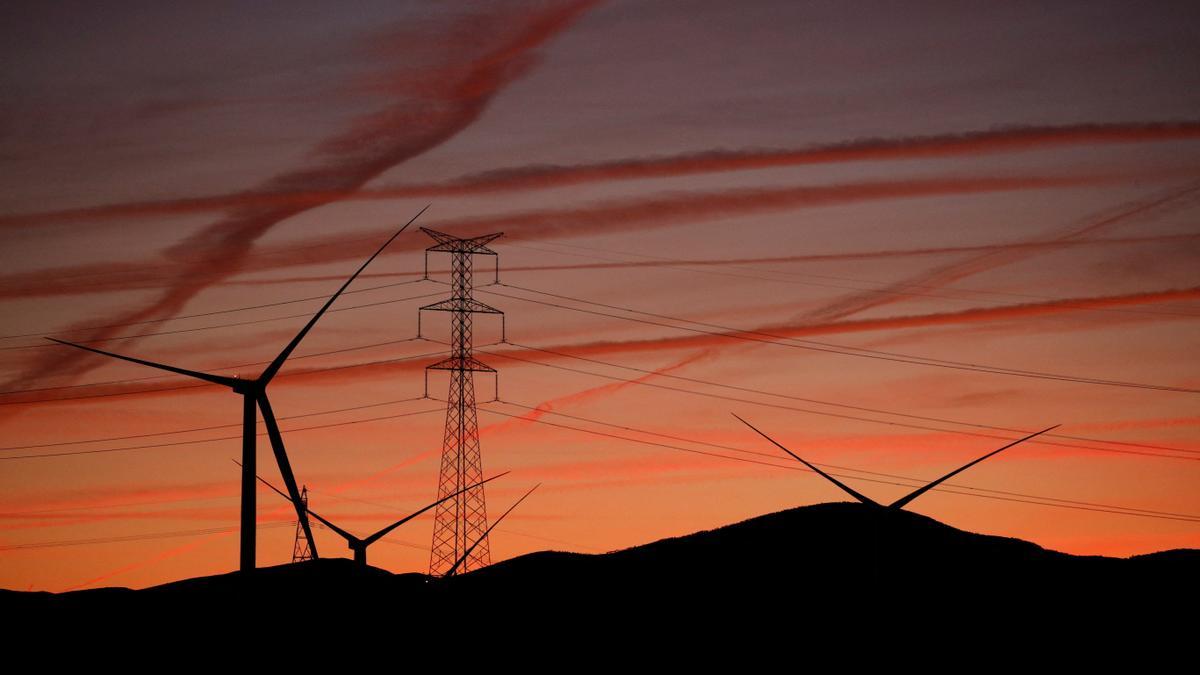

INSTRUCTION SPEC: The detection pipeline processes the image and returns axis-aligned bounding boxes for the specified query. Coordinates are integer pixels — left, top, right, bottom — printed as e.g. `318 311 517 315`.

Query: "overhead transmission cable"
476 284 1199 394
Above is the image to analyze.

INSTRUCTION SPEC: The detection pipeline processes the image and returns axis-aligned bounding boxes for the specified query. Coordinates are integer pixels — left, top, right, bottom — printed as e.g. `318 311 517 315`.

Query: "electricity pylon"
419 228 504 577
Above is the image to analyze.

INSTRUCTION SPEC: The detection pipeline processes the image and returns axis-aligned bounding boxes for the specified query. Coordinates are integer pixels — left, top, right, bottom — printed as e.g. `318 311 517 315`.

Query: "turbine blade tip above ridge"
259 206 427 384
887 422 1062 510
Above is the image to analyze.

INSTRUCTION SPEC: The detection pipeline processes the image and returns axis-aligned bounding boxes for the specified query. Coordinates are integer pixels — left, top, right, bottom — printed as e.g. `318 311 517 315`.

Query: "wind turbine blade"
733 413 880 507
297 507 355 545
362 471 510 547
232 459 356 543
258 205 429 384
887 425 1060 510
257 393 320 557
45 337 238 388
446 483 540 578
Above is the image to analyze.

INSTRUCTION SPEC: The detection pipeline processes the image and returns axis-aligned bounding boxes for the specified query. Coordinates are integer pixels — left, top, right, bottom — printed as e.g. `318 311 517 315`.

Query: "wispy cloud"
795 182 1200 324
5 121 1197 228
0 171 1141 304
5 284 1195 408
0 2 597 396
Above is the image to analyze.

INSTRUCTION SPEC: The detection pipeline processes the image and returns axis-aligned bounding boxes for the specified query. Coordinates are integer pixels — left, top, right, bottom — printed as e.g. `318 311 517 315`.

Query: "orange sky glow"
1 1 1198 592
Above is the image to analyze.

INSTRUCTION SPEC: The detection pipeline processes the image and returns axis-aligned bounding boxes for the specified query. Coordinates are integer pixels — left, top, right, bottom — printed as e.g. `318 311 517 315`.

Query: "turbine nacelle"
231 376 263 396
244 461 511 568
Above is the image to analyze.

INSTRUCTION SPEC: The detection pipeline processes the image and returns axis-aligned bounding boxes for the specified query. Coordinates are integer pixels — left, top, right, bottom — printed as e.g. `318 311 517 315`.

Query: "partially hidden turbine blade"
733 413 880 507
445 483 540 578
235 459 357 543
362 470 511 546
887 425 1059 510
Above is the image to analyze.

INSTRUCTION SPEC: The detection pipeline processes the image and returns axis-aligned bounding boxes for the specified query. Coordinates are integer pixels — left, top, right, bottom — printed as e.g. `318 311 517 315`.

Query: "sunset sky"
2 0 1198 592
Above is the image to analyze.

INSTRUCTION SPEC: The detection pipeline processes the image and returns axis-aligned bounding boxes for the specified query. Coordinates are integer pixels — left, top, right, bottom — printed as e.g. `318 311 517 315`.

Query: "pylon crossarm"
420 228 502 254
426 356 496 373
419 227 459 248
420 298 503 314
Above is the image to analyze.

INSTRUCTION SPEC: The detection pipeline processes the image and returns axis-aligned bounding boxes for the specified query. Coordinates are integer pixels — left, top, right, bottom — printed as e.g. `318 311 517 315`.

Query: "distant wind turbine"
240 461 509 567
733 413 1058 509
47 205 429 572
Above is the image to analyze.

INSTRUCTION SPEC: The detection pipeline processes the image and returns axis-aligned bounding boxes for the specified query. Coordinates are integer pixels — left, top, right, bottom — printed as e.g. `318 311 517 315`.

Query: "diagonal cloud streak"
4 121 1198 228
5 285 1195 408
0 1 597 397
795 181 1200 324
214 230 1200 288
0 171 1156 303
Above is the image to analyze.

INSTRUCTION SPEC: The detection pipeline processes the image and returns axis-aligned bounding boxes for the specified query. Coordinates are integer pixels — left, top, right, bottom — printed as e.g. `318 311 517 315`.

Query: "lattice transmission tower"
291 485 313 562
419 228 504 577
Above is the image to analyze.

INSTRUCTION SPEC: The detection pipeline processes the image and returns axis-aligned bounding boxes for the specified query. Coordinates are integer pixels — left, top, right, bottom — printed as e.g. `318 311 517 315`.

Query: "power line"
375 537 429 552
0 520 294 551
495 340 1199 456
10 182 1190 340
478 284 1200 394
0 337 426 396
0 406 444 461
0 219 432 299
477 345 1199 462
507 237 1200 318
5 400 1192 551
474 405 1200 523
9 336 1190 464
0 278 432 342
1 289 445 352
2 494 236 517
0 396 427 452
490 400 1200 520
1 347 445 406
494 282 1200 391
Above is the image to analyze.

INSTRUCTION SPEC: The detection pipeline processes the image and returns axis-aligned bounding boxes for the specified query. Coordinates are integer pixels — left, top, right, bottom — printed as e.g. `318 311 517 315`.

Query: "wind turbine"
446 483 540 577
47 206 429 572
244 463 510 567
733 413 1058 510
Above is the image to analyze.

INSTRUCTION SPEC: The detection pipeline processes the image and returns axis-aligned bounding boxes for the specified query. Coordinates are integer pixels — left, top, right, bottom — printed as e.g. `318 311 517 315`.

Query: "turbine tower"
419 227 504 577
48 206 427 572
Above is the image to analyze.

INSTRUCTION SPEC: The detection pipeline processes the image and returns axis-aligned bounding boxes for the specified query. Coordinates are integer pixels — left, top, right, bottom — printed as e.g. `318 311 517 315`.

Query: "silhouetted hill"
5 503 1196 618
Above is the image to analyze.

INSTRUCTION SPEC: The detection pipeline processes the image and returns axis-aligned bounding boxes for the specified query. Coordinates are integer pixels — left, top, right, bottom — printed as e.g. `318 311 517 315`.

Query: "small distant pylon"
419 227 504 577
291 486 313 563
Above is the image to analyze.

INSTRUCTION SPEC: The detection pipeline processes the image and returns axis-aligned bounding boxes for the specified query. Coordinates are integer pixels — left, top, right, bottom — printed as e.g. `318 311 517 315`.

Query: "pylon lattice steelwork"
420 227 504 577
291 485 313 563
